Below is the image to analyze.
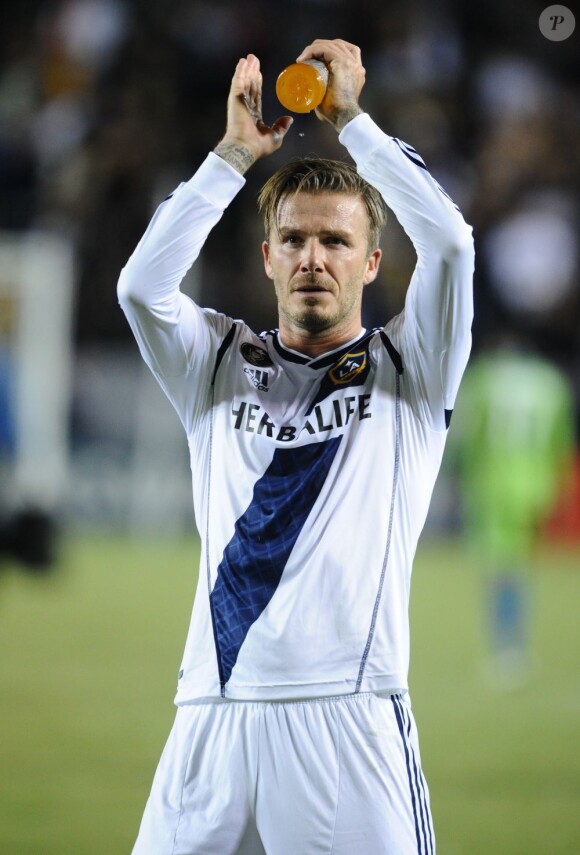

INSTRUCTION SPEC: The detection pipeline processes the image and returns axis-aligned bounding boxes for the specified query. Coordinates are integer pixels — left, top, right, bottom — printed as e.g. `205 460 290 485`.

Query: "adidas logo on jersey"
243 366 269 392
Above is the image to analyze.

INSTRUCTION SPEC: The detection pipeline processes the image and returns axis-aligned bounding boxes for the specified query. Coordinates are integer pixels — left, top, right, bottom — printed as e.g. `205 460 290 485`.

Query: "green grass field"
0 535 578 854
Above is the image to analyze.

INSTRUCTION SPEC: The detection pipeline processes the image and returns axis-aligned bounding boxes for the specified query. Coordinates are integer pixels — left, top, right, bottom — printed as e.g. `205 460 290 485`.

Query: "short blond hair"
257 157 388 250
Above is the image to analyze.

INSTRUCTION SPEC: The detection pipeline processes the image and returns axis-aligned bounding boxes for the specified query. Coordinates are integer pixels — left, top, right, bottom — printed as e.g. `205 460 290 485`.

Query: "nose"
299 239 325 273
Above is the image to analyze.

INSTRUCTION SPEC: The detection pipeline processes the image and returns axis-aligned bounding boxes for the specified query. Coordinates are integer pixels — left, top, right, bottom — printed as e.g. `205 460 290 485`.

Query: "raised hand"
215 54 293 174
296 39 365 132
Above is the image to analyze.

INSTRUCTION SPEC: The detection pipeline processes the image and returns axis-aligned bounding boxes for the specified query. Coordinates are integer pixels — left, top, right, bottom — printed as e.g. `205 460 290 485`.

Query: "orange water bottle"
276 60 329 113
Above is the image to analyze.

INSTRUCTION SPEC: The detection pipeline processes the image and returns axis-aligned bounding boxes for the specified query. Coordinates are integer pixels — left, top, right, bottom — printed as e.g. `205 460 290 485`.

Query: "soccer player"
118 39 474 855
455 336 575 685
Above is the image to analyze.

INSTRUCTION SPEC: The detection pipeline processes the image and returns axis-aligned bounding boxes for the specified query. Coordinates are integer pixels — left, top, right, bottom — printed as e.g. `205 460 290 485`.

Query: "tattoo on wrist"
334 106 363 133
214 142 256 175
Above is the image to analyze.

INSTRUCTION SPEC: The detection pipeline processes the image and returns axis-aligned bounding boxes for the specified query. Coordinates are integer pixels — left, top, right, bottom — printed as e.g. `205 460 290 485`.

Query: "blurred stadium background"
0 1 578 852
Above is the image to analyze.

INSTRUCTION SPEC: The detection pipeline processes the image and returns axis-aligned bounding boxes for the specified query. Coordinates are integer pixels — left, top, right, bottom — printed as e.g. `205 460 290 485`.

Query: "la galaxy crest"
304 341 373 415
328 350 368 385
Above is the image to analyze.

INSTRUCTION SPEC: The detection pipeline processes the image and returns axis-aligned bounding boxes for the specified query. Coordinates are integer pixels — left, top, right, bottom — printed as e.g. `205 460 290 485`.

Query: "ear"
262 241 274 280
363 248 382 285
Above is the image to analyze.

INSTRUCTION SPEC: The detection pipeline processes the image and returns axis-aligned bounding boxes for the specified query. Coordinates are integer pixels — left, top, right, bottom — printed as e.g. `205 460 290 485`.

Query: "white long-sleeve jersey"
118 113 474 703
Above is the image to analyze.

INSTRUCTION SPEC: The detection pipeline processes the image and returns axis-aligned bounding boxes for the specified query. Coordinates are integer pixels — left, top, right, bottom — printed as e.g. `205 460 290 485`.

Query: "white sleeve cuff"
183 152 246 211
338 113 390 162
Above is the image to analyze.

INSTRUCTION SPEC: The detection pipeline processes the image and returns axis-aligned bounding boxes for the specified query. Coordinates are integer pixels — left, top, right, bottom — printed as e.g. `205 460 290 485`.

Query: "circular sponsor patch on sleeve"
240 342 274 367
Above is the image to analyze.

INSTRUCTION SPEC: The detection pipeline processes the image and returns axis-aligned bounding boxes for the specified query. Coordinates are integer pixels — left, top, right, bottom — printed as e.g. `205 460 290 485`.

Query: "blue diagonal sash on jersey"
210 436 342 686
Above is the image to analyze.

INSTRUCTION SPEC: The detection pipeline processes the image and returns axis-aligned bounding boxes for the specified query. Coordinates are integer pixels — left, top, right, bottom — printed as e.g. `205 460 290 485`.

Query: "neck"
277 324 365 358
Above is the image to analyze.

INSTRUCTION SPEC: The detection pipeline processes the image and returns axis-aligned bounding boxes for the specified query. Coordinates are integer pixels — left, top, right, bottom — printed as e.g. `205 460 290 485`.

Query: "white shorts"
132 692 435 855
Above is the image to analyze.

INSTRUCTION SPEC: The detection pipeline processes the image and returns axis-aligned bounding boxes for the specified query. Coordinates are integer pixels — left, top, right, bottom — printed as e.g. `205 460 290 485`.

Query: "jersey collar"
272 329 370 370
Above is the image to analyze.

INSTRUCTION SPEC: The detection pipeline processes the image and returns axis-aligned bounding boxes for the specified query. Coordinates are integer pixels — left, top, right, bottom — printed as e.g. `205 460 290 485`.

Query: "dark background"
1 0 579 426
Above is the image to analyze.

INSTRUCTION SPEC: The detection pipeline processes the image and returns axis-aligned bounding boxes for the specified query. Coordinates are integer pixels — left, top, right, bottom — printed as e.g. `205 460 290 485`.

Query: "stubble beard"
280 283 362 336
283 304 334 333
280 277 336 333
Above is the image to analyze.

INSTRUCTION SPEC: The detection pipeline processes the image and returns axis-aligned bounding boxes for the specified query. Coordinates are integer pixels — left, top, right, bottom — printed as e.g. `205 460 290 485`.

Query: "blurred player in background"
0 506 55 571
118 39 474 854
0 319 56 573
456 335 575 685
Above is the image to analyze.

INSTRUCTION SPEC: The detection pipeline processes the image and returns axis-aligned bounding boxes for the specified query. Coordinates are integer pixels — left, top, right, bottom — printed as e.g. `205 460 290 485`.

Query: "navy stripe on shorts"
391 694 435 854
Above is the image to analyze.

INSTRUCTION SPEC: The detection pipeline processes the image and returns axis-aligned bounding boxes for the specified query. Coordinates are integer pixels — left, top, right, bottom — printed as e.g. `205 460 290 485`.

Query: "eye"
282 234 303 245
324 235 347 246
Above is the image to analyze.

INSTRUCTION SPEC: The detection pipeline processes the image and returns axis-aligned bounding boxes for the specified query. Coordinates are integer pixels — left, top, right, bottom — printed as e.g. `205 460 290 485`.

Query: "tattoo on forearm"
334 106 363 133
213 143 256 175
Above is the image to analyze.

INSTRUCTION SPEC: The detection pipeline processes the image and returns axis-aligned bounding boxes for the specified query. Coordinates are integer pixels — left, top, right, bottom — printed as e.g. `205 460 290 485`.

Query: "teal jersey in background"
454 348 575 564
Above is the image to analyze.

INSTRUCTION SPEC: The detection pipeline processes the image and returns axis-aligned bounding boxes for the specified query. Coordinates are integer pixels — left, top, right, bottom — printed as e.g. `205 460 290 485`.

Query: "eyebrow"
277 226 353 240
